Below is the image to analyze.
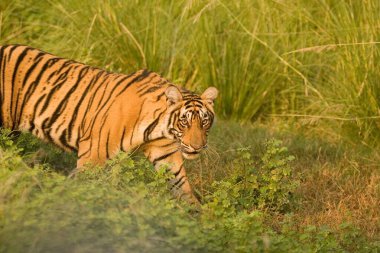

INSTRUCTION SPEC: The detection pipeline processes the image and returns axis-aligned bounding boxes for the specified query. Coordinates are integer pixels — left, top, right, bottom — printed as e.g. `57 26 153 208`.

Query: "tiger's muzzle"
180 142 207 159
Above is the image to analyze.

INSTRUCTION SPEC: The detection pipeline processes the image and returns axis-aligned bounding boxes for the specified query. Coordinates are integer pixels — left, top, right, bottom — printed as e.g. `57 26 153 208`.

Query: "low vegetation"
0 125 379 252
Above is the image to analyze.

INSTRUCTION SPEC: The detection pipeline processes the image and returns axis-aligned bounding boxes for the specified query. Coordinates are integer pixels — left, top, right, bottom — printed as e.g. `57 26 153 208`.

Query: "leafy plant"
0 129 22 153
204 139 299 216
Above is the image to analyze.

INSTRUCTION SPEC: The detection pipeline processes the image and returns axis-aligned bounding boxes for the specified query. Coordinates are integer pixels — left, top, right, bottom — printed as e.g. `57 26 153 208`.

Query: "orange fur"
0 44 218 203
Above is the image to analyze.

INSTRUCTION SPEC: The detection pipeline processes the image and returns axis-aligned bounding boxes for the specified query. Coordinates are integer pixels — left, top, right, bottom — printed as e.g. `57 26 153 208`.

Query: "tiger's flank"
0 44 218 204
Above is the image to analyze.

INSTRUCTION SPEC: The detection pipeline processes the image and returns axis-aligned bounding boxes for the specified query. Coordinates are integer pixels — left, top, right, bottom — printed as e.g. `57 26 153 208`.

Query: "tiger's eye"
181 118 188 125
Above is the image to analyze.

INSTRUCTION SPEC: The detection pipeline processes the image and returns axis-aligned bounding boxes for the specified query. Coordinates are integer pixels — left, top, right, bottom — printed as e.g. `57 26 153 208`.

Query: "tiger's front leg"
143 138 200 205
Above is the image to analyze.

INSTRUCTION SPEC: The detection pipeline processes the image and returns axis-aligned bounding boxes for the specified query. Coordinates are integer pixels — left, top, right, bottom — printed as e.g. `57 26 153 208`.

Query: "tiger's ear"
165 86 183 105
201 87 218 106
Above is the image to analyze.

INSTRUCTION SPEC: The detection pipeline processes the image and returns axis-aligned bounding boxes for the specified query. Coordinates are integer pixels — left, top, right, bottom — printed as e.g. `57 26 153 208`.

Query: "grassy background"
0 0 379 252
1 0 380 145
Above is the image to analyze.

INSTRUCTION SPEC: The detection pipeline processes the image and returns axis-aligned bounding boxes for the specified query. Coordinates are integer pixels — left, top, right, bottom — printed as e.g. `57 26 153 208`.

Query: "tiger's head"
164 86 218 159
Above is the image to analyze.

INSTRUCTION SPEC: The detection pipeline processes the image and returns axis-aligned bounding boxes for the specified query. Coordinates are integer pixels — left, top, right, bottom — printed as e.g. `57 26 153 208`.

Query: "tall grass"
0 0 380 145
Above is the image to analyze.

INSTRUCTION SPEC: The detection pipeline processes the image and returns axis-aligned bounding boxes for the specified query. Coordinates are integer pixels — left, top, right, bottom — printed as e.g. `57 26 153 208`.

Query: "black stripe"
135 69 152 83
38 67 72 115
67 70 103 143
0 45 10 60
171 176 185 189
43 66 90 138
94 84 109 111
1 46 18 99
114 69 151 98
83 71 108 109
53 118 68 136
97 90 146 148
152 150 177 164
82 75 125 139
11 47 32 124
0 45 9 110
173 164 183 177
176 180 186 189
78 147 91 159
209 113 214 122
129 99 145 145
57 129 76 151
152 108 161 117
78 148 90 159
184 100 195 106
93 70 145 114
96 115 109 159
140 85 162 96
46 59 73 82
80 73 110 137
106 130 111 159
152 78 166 85
155 91 166 101
59 129 68 147
76 72 106 147
21 52 46 88
40 117 53 141
96 74 131 110
137 74 157 92
167 110 178 129
78 132 91 142
142 136 166 146
143 112 163 142
19 81 39 129
28 94 46 131
6 45 20 62
120 127 126 151
18 55 58 122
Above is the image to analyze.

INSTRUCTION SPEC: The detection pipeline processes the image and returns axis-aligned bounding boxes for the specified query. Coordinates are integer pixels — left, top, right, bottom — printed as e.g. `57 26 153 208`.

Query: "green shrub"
0 146 202 252
203 139 299 216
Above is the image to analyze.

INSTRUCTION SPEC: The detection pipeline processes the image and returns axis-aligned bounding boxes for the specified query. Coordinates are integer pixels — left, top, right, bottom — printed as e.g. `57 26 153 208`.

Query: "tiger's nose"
190 143 205 151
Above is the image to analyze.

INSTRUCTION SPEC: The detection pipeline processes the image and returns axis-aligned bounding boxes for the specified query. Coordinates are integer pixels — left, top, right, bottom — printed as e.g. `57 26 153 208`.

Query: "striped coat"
0 44 218 203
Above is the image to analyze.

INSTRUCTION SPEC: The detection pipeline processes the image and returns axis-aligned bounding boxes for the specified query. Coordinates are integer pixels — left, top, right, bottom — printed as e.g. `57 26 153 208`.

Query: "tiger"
0 44 218 204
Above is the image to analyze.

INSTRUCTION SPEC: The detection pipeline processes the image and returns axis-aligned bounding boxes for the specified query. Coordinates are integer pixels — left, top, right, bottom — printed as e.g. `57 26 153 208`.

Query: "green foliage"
0 144 199 252
0 129 22 153
258 139 298 211
204 139 299 216
13 132 76 171
1 132 378 253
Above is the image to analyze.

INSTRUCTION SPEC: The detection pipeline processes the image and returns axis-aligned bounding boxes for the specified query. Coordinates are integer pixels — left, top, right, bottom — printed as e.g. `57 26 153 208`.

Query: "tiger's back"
0 45 169 156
